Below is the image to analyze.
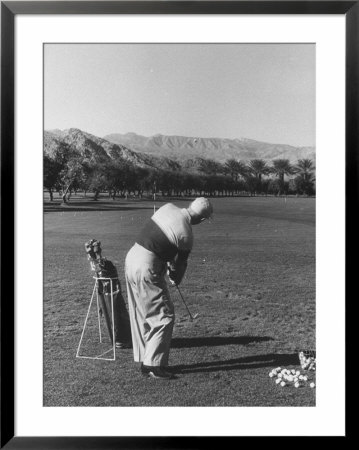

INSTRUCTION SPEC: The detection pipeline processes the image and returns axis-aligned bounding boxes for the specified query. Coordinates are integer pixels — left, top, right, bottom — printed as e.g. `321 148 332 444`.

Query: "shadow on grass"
173 353 300 374
171 335 273 348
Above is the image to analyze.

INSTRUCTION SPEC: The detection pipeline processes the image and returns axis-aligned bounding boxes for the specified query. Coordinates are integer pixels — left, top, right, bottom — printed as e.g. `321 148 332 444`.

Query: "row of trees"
44 152 316 203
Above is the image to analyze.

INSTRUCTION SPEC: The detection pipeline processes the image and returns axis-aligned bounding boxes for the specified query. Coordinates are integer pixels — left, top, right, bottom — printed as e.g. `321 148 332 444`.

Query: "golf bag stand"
76 275 118 361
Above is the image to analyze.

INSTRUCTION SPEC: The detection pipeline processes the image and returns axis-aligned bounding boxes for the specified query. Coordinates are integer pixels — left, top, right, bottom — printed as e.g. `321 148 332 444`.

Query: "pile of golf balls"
298 352 316 371
269 367 315 388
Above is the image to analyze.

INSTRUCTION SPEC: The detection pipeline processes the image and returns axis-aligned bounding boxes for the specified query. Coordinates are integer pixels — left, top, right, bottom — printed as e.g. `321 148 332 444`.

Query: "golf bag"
85 239 132 346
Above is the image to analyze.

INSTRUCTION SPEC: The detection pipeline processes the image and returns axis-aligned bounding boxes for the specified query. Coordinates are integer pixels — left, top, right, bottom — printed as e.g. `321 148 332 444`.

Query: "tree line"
44 151 316 203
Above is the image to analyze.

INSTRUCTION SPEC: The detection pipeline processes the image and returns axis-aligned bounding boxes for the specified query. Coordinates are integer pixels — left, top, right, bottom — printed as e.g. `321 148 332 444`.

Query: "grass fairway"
44 196 315 406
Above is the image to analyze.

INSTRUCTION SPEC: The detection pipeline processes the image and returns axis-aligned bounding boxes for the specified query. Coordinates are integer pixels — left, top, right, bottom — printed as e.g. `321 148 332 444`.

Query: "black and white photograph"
43 42 316 407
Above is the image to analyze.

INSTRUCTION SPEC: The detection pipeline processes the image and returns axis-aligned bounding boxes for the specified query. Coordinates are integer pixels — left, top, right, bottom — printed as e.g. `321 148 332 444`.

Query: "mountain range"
104 132 315 164
44 128 315 172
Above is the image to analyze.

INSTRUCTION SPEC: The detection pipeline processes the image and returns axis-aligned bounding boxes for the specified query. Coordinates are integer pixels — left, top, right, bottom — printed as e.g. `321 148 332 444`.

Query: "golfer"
125 197 213 379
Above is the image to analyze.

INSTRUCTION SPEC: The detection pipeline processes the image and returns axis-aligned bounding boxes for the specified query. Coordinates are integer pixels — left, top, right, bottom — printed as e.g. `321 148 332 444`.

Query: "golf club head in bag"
85 238 102 264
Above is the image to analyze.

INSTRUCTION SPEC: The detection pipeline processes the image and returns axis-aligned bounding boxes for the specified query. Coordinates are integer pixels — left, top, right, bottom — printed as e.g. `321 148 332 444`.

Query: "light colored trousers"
125 243 175 367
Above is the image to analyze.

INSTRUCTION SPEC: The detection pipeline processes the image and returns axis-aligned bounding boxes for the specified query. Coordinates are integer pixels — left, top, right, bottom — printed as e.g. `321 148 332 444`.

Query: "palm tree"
271 159 295 195
224 159 248 181
294 159 315 181
294 159 316 196
247 159 270 181
198 158 224 176
271 159 295 182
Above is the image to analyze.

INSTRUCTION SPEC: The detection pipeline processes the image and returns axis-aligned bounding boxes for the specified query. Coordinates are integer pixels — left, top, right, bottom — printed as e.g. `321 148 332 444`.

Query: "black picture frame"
1 1 354 447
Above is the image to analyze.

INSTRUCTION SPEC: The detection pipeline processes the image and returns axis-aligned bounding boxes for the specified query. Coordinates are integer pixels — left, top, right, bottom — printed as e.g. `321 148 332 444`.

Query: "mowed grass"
44 196 315 406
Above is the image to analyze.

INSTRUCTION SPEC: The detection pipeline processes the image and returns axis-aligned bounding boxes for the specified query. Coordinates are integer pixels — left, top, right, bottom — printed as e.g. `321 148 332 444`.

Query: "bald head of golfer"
187 197 214 225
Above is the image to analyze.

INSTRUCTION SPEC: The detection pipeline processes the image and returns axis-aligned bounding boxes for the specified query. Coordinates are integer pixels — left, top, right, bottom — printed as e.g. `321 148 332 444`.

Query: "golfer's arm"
169 250 189 285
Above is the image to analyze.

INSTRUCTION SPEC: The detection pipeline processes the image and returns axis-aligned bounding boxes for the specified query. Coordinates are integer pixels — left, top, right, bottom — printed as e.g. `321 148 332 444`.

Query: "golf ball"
280 381 286 387
269 373 274 378
310 382 315 388
294 382 300 388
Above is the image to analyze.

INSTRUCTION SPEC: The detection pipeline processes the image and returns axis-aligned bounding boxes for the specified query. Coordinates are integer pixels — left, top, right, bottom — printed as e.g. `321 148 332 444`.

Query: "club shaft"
176 285 194 320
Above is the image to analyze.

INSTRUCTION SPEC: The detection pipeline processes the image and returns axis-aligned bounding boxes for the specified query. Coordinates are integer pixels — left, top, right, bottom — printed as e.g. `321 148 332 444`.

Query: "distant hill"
104 132 315 164
44 128 181 171
45 128 145 165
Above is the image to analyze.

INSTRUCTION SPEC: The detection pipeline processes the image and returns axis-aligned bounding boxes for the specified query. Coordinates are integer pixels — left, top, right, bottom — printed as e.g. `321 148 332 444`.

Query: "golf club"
153 181 157 213
175 285 199 321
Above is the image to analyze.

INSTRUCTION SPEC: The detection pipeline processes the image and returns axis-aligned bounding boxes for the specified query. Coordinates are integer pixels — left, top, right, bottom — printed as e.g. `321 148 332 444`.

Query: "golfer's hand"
167 269 177 286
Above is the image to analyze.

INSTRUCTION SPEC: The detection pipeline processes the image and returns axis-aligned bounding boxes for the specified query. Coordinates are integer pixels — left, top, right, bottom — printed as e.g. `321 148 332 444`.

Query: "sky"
44 43 315 147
